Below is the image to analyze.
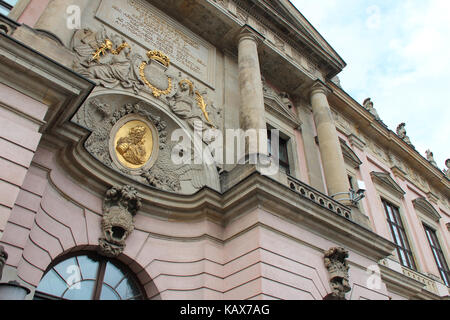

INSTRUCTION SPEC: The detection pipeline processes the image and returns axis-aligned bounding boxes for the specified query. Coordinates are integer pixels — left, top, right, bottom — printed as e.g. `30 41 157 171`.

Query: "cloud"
291 0 449 170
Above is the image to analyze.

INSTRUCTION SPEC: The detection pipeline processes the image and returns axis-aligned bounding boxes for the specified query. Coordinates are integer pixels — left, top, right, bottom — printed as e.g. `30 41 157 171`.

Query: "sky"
290 0 449 171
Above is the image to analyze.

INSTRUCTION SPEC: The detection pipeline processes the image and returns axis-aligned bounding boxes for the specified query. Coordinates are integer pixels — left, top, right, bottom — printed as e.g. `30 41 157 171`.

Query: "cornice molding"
42 126 396 262
328 82 450 196
340 138 362 169
370 172 406 199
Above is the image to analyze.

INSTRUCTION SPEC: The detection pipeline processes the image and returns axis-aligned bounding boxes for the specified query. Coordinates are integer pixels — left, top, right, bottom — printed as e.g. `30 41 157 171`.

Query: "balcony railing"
287 175 353 221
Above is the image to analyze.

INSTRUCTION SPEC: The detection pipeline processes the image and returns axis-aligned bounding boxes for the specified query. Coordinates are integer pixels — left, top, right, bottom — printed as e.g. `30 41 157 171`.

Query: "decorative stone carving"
425 150 438 168
363 98 381 121
139 50 173 98
324 247 351 300
73 98 210 194
72 28 143 94
166 77 221 135
443 159 450 179
331 76 342 88
396 123 413 146
99 185 142 257
279 92 293 109
0 246 7 280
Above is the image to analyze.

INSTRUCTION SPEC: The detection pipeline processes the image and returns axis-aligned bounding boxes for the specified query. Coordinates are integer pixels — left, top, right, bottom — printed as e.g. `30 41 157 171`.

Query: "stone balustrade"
287 175 353 221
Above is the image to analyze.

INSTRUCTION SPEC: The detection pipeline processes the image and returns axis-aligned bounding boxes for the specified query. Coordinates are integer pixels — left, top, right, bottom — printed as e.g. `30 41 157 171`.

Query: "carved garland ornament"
139 50 173 98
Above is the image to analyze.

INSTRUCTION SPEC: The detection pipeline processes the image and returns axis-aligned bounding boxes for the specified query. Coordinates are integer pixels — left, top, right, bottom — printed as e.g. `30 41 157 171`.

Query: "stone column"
309 81 350 203
34 0 90 47
237 26 267 156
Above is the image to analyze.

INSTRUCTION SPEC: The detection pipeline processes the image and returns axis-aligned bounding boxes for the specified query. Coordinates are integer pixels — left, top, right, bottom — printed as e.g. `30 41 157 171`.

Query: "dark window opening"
382 199 417 270
267 128 290 175
423 225 450 286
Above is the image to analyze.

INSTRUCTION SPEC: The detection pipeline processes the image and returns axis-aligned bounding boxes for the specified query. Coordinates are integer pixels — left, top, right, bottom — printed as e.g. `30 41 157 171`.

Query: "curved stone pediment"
413 197 441 222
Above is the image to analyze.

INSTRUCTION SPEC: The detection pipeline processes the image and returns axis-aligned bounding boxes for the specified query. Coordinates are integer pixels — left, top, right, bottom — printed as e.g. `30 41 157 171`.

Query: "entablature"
328 82 450 204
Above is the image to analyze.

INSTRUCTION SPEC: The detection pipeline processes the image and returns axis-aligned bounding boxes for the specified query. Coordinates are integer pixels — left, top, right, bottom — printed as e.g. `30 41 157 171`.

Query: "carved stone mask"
324 247 351 300
99 186 142 258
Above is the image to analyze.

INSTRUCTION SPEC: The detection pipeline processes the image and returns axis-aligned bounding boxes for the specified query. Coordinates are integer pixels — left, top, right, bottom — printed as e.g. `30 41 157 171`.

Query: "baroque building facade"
0 0 449 300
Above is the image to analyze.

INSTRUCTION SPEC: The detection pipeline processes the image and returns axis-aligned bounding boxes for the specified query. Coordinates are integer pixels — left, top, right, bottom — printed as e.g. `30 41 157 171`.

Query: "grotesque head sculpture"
99 185 142 258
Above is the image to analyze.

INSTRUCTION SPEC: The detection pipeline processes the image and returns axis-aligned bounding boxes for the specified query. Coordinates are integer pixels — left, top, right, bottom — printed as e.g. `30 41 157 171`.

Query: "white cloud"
291 0 450 170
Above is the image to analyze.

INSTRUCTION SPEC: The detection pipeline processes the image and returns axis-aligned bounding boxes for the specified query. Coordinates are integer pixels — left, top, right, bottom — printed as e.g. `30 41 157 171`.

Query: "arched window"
34 252 145 300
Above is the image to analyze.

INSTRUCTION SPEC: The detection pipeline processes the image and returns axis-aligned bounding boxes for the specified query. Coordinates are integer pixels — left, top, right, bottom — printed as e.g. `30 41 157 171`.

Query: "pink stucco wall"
0 83 48 233
0 142 396 299
17 0 50 27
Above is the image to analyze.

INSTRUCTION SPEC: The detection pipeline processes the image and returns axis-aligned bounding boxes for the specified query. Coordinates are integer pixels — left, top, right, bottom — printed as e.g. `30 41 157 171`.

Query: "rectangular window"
382 199 417 270
423 225 450 286
267 129 290 175
0 0 17 16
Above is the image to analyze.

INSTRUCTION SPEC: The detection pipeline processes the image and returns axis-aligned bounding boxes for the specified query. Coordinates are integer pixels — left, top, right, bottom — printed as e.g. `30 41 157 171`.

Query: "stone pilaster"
34 0 90 47
237 26 267 155
309 81 350 204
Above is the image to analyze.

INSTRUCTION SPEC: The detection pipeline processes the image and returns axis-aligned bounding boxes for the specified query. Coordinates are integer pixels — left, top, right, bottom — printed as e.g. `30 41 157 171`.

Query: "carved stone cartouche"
99 185 142 258
324 247 351 300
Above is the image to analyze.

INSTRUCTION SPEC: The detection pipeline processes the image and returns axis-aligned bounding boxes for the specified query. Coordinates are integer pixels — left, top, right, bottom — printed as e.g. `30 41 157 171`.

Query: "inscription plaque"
96 0 216 87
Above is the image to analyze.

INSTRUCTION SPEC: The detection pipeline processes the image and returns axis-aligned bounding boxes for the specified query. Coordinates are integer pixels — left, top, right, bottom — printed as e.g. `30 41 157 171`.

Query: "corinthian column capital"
237 25 265 46
308 80 332 98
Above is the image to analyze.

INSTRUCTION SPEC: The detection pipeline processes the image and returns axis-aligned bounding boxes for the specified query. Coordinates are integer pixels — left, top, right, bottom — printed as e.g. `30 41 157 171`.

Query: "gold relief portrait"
114 120 153 169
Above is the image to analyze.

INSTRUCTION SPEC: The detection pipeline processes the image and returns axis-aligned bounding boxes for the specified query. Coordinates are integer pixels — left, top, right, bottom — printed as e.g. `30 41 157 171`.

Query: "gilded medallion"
114 120 153 169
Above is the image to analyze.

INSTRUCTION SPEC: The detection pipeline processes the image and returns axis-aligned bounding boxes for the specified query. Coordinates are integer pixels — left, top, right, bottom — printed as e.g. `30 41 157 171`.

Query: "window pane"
391 226 402 246
103 261 125 288
4 0 18 6
399 229 412 250
385 204 395 223
36 269 68 297
54 257 78 282
279 141 289 163
100 284 121 300
406 252 416 269
392 207 402 225
0 6 8 15
116 276 142 300
63 280 96 300
399 249 409 267
77 255 100 280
